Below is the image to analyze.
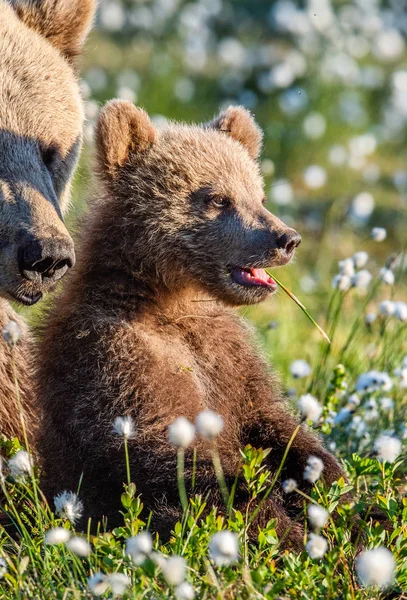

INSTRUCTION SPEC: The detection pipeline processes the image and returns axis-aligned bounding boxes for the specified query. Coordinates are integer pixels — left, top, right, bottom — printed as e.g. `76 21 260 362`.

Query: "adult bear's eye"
40 143 59 173
211 196 230 209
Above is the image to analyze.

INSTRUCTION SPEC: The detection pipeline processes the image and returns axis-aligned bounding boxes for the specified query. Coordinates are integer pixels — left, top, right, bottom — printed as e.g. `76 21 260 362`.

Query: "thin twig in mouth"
265 269 331 344
174 314 222 322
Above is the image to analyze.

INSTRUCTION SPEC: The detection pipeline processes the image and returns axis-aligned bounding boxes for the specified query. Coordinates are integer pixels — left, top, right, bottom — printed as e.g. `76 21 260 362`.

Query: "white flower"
282 478 297 493
305 533 328 559
161 556 187 586
8 451 33 480
195 410 224 439
126 531 152 565
290 359 312 378
0 557 7 579
270 179 293 206
151 551 167 569
209 530 239 567
395 302 407 322
380 300 395 317
168 417 195 448
338 258 355 277
303 113 326 139
332 274 351 292
356 547 395 588
380 268 395 285
88 573 109 596
303 455 324 483
351 192 375 219
395 368 407 388
351 270 372 289
54 491 83 524
374 435 402 463
371 227 387 242
307 504 329 530
334 408 353 424
380 397 394 411
175 582 195 600
374 28 404 62
44 527 71 545
348 393 360 407
66 536 91 557
348 415 367 438
107 573 131 596
328 144 347 166
365 312 377 324
112 416 136 439
298 394 322 423
2 320 22 347
353 251 368 268
355 370 393 392
303 165 327 189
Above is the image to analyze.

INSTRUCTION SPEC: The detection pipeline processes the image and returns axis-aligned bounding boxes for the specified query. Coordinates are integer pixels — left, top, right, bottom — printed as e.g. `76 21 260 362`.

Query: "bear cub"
38 101 344 548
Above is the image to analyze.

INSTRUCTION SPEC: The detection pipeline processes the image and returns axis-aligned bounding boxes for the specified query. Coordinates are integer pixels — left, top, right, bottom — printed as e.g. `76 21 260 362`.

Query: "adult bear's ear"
207 106 263 160
10 0 97 68
96 100 157 176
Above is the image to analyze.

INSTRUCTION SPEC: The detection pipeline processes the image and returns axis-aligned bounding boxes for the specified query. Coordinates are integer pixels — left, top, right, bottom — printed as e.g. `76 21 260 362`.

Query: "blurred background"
66 0 406 389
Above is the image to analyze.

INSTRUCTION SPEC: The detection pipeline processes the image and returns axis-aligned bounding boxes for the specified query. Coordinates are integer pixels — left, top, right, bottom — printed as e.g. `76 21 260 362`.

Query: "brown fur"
10 0 96 68
0 302 35 444
0 0 96 444
38 102 344 548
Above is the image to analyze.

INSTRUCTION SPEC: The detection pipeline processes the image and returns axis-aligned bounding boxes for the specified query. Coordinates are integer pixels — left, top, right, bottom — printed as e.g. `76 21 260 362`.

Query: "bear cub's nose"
276 229 302 255
18 237 75 283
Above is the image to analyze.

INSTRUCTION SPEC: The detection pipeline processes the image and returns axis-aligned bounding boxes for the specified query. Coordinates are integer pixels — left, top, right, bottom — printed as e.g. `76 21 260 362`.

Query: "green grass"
0 236 406 599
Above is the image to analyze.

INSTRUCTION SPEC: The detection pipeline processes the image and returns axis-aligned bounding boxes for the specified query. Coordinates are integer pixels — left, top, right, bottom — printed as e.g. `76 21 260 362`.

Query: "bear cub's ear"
96 100 157 176
208 106 263 160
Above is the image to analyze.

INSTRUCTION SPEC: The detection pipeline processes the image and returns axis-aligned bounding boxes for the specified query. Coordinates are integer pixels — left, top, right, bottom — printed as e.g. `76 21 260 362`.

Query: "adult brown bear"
0 0 96 443
38 101 344 549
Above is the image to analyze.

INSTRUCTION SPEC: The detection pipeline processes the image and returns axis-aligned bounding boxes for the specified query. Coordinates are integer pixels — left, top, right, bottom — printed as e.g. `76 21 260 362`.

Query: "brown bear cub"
38 101 344 548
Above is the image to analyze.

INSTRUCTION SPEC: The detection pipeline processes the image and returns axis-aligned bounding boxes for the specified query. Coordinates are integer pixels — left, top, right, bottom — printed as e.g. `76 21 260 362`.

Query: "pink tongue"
250 269 276 286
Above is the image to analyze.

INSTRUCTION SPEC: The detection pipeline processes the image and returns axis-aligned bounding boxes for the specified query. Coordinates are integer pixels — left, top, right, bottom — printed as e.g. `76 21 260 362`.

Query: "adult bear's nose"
18 236 76 283
276 229 302 255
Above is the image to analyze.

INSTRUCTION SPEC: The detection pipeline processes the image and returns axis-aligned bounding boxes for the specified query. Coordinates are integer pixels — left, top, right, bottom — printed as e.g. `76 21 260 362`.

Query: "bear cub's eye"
211 196 231 209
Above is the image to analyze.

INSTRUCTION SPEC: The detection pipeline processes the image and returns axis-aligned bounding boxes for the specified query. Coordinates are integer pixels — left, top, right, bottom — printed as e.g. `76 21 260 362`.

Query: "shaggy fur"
38 102 344 549
0 0 96 443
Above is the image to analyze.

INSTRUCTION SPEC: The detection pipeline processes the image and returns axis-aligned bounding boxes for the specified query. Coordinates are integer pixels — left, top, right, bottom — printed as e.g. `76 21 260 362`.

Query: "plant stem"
210 441 230 513
265 270 331 343
177 448 188 513
248 424 301 527
123 435 131 487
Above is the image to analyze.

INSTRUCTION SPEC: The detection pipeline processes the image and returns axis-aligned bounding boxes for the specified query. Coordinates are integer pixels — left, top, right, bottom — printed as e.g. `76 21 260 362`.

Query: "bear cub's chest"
137 317 250 414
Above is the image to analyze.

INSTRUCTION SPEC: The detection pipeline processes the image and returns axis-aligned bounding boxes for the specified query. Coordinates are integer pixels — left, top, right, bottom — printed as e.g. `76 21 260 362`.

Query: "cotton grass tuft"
54 491 83 524
8 451 33 480
356 547 395 588
112 416 136 439
306 533 328 559
195 410 224 439
44 527 71 545
209 531 239 567
168 417 195 448
303 455 324 483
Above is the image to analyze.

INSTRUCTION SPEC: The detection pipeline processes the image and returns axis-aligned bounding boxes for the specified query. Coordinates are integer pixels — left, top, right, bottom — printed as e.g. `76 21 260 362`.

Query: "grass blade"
265 270 331 344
